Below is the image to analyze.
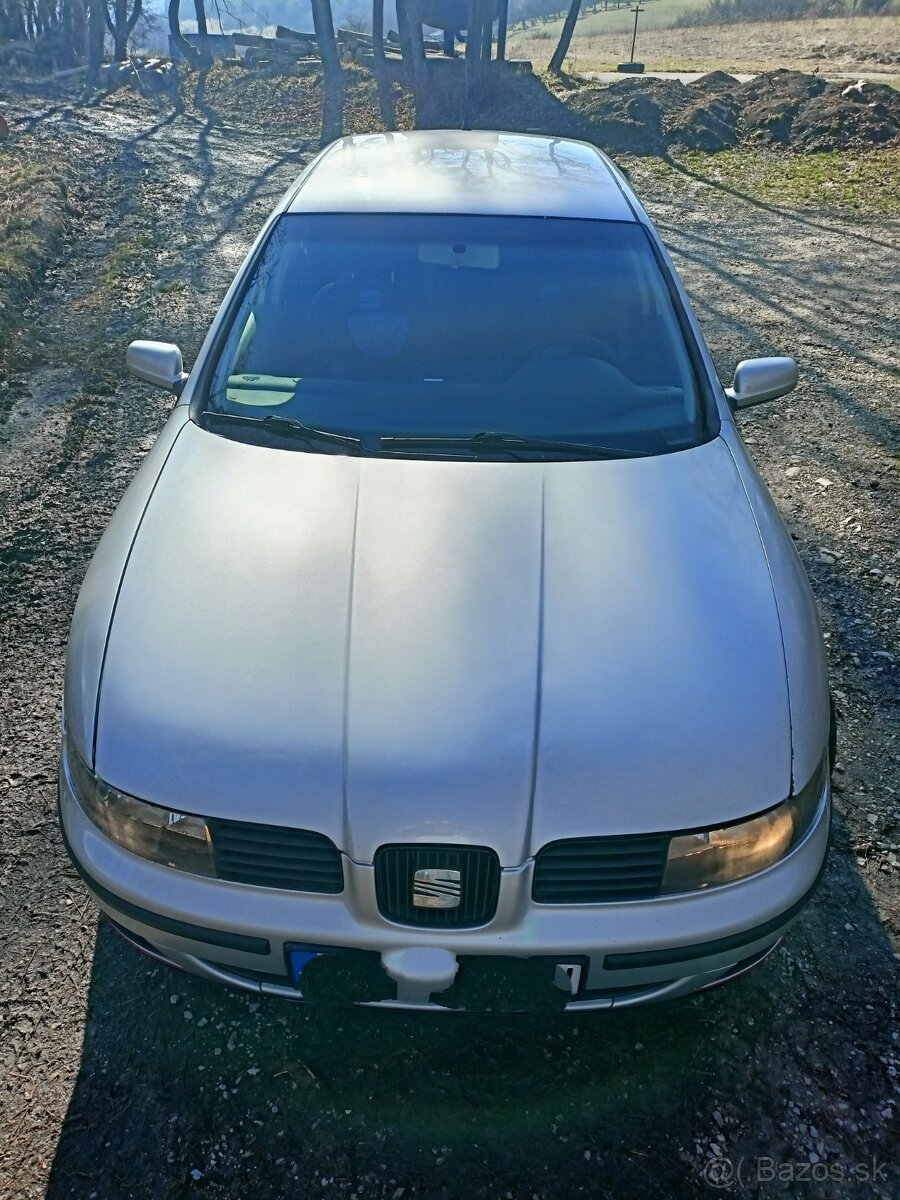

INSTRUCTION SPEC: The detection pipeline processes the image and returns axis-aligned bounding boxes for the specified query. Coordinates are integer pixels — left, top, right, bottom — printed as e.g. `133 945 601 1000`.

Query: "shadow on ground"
44 825 897 1199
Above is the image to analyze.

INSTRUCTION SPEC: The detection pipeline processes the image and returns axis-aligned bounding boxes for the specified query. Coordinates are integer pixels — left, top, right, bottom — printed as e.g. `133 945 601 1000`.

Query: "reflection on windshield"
204 214 709 458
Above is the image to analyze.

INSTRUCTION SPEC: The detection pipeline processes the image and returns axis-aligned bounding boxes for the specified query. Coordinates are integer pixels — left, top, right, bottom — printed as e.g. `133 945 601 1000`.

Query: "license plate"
285 944 392 1004
442 957 576 1012
287 946 324 985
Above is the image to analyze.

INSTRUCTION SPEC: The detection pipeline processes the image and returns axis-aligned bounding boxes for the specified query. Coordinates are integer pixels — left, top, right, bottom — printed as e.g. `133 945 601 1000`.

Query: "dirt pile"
788 77 900 152
563 68 900 155
562 75 686 153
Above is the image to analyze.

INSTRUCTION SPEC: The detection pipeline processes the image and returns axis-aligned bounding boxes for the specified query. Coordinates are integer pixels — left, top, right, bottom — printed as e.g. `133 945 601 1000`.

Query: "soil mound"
790 80 900 152
666 94 741 152
557 68 900 155
692 70 740 93
737 69 828 145
558 75 689 153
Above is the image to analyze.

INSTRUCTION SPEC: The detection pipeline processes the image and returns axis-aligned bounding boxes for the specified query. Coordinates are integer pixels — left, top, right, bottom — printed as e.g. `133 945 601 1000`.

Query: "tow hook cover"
381 947 459 1004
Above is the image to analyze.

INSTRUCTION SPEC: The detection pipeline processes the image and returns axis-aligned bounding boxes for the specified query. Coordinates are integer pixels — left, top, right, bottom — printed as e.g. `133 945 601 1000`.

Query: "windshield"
202 214 711 458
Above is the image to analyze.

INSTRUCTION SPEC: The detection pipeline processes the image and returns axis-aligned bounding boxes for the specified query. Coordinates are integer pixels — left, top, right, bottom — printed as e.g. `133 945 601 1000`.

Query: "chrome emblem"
412 868 462 909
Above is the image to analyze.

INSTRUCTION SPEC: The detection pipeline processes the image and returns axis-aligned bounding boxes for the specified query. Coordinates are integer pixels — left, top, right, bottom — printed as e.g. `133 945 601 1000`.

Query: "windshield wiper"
203 410 362 452
380 431 649 459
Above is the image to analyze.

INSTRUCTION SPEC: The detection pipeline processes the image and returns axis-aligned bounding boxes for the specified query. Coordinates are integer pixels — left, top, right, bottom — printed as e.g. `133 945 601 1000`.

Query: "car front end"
59 721 830 1011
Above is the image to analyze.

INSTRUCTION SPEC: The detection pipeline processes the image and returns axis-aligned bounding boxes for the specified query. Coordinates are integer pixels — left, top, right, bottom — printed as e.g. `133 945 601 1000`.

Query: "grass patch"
0 156 70 366
659 147 900 211
70 209 168 395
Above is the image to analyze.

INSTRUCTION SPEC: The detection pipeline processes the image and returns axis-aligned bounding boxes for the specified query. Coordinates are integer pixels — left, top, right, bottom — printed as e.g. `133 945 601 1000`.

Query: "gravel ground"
0 94 897 1200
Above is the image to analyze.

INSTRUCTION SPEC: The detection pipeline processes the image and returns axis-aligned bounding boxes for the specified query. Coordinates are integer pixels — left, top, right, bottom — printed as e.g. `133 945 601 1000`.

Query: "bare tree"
88 0 106 77
310 0 343 146
168 0 200 66
193 0 212 67
549 0 581 72
397 0 428 121
372 0 396 130
105 0 142 61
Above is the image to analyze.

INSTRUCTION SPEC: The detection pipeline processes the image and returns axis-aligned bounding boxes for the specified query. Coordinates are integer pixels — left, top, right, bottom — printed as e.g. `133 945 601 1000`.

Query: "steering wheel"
510 334 620 371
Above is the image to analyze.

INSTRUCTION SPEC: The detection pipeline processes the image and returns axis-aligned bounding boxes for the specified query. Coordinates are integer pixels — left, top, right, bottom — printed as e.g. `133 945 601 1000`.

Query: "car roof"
285 130 637 222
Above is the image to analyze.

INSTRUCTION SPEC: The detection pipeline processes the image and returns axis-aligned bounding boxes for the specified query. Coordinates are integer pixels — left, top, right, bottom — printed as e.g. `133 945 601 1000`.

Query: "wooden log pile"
99 57 176 92
229 24 448 73
232 30 320 70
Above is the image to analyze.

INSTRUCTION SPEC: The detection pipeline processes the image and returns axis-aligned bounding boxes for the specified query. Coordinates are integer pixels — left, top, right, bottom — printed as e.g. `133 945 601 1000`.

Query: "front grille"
208 818 343 893
532 834 670 903
374 844 501 928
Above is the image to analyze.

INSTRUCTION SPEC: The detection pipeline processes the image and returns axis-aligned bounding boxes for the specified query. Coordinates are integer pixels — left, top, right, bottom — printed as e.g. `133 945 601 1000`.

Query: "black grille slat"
214 871 342 891
532 834 670 903
374 844 500 928
208 818 343 893
535 876 664 889
213 846 338 864
211 828 336 849
535 868 672 878
536 850 667 865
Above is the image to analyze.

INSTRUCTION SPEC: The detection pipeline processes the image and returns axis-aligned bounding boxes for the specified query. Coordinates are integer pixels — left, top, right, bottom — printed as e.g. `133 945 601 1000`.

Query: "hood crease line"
523 473 547 864
341 472 362 858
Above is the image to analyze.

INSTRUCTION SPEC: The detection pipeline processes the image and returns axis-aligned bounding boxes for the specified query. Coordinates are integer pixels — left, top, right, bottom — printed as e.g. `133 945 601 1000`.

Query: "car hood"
95 423 791 866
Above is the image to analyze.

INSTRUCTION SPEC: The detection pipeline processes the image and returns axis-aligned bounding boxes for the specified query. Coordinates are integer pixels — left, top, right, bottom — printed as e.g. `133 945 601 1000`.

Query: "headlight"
65 736 215 877
660 755 828 894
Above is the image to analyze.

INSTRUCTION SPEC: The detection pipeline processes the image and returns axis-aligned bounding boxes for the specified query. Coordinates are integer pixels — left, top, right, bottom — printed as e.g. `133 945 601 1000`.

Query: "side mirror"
126 340 189 395
726 357 798 410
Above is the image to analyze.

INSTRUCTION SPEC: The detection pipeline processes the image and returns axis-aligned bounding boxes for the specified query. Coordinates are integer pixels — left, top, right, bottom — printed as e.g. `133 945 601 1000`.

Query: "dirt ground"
0 88 898 1200
509 15 900 77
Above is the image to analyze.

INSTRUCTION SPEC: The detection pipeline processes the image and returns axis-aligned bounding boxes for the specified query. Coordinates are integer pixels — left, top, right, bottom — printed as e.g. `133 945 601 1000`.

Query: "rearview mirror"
126 340 189 394
726 356 798 410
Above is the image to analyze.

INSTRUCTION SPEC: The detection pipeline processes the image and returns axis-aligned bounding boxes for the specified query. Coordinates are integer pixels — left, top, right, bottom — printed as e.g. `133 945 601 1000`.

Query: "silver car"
59 130 832 1012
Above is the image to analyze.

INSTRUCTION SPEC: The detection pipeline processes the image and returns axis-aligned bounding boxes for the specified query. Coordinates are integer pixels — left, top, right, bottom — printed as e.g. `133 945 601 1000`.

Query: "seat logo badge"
413 868 462 909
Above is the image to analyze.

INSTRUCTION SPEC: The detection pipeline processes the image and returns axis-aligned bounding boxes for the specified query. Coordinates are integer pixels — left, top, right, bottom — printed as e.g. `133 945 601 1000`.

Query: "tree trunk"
371 0 395 131
108 0 128 60
87 0 105 78
548 0 581 72
193 0 211 67
395 0 413 84
105 0 142 62
310 0 343 147
168 0 199 67
61 0 84 65
399 0 428 125
464 0 490 123
479 2 493 62
123 0 142 50
496 0 508 60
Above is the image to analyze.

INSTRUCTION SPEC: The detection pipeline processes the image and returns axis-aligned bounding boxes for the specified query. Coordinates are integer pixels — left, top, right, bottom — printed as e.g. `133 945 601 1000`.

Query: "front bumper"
59 759 830 1012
